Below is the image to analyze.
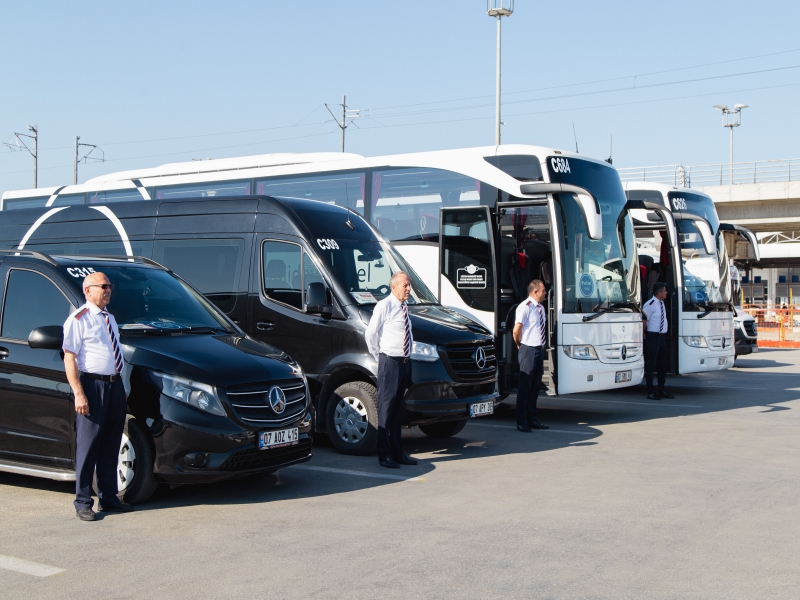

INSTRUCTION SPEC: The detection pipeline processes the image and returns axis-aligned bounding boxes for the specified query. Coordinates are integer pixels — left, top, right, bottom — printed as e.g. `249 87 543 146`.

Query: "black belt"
521 344 544 350
81 372 121 382
647 331 666 336
381 353 410 363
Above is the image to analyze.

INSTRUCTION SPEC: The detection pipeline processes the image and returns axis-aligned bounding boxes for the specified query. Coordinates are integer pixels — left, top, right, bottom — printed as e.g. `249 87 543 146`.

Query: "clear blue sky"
2 0 799 194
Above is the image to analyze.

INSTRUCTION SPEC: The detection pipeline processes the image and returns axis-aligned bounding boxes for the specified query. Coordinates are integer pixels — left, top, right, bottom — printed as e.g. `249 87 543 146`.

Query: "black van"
0 196 498 454
0 251 312 503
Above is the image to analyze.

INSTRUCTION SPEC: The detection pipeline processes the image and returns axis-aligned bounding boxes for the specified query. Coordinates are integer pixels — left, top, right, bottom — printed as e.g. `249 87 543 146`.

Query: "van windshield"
60 264 236 333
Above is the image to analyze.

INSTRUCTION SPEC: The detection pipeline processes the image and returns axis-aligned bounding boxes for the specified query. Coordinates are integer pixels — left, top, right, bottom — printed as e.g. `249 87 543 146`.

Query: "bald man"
63 272 133 521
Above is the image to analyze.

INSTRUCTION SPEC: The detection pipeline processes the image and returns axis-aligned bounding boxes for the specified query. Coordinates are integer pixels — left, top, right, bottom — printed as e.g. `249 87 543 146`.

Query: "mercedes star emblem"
474 346 487 369
268 385 286 414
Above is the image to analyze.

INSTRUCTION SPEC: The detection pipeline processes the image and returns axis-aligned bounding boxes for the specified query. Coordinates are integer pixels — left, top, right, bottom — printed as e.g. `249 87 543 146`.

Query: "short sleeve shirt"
515 298 546 347
642 297 667 333
62 302 120 375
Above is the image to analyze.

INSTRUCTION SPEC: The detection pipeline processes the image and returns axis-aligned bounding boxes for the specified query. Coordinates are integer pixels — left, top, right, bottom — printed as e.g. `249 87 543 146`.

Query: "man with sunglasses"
63 272 133 521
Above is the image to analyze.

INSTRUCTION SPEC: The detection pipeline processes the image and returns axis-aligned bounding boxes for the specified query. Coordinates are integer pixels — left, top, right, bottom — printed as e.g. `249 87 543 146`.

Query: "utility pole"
4 125 38 187
73 136 105 185
713 104 748 185
325 96 365 152
487 1 513 146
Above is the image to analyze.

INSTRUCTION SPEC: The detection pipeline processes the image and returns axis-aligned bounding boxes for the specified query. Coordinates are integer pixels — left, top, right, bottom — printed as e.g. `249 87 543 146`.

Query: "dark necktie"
536 304 546 346
101 310 124 374
659 301 665 333
402 302 411 357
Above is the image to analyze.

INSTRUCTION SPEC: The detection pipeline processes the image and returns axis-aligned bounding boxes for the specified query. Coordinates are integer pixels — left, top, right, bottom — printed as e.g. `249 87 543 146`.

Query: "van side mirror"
28 326 64 350
306 282 333 316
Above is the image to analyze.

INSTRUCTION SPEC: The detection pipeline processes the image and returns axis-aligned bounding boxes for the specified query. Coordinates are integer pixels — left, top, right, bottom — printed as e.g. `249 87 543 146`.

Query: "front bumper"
150 395 313 484
557 353 644 395
679 343 735 372
404 379 498 425
734 329 758 356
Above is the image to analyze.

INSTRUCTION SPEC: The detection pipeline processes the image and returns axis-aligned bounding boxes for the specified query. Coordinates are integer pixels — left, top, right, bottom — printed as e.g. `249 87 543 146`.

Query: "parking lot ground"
1 348 799 599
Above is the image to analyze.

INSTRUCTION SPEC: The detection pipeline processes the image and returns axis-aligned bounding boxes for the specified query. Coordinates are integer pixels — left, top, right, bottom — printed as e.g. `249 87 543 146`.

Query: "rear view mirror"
306 282 333 316
28 326 64 350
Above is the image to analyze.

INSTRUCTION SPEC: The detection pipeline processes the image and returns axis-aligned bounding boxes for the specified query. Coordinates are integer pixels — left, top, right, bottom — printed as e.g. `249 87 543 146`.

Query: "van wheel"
419 419 468 439
325 382 378 455
118 416 158 504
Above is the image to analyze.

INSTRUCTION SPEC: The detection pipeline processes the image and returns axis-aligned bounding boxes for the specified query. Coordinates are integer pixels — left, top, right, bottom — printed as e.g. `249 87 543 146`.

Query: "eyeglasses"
87 284 114 291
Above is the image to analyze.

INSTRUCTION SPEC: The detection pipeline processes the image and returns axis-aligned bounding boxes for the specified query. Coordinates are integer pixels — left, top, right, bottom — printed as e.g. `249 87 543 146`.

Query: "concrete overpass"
618 158 800 303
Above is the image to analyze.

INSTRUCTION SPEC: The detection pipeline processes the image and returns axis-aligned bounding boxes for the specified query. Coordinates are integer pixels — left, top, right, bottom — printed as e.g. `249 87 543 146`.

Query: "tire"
419 419 468 439
118 416 158 505
325 381 379 455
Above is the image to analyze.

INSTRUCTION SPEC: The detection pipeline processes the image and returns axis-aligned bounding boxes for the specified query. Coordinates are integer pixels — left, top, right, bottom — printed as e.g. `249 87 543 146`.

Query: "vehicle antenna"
606 134 613 164
344 182 355 230
572 122 579 153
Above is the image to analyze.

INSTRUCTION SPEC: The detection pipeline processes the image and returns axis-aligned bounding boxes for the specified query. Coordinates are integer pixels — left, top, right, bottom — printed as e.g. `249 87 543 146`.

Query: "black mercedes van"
0 196 498 455
0 252 312 504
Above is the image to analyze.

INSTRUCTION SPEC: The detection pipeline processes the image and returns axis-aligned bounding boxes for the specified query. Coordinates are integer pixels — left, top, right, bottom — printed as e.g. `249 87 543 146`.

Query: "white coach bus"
624 182 759 373
2 145 645 396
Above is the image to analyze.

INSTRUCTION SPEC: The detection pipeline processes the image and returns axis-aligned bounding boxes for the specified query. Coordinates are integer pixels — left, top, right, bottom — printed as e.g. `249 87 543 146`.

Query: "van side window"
262 242 324 310
1 270 72 341
152 239 244 313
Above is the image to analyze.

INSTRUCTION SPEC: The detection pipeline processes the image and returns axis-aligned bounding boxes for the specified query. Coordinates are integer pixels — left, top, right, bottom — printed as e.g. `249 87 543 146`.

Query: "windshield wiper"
582 303 635 322
179 326 232 334
697 302 733 319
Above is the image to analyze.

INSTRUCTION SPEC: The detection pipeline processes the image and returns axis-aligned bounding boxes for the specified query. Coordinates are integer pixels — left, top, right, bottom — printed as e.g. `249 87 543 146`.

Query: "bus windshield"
548 157 639 312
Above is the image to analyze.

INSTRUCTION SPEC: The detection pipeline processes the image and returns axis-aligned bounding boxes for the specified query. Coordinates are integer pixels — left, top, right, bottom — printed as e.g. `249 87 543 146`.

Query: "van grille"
442 342 497 382
743 321 757 337
225 379 307 426
220 438 312 472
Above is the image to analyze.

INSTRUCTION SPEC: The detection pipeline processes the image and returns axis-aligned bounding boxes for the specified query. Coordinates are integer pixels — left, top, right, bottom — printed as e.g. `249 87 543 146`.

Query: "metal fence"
742 305 800 345
617 158 800 188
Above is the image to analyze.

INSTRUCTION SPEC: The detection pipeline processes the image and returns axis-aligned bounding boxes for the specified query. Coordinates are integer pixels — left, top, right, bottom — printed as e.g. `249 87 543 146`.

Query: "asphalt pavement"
1 348 799 599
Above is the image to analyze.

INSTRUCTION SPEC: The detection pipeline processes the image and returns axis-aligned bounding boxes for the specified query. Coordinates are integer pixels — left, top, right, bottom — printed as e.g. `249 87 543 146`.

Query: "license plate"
469 401 494 417
615 370 632 383
259 427 299 449
718 357 728 365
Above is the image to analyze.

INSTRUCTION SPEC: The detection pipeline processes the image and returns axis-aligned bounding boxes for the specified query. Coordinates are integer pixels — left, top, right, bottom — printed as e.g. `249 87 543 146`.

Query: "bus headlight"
682 336 708 348
411 341 440 362
563 345 598 360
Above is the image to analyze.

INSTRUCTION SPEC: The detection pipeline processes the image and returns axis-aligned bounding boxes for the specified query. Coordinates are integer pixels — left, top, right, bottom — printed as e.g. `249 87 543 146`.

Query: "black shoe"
647 393 661 400
659 391 675 399
517 424 532 433
393 454 418 466
100 502 134 513
76 508 96 521
379 458 400 469
529 420 549 430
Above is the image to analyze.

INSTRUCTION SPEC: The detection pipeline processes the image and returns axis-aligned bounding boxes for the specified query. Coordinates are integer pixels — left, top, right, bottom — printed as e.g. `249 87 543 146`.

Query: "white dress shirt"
516 297 547 347
62 301 121 375
365 294 413 361
642 296 668 333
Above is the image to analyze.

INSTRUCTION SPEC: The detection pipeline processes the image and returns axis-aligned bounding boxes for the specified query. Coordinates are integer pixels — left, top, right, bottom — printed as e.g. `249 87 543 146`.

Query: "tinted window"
88 189 145 204
3 196 50 211
262 241 302 309
625 189 664 205
483 155 543 181
1 270 72 340
154 181 251 200
667 192 720 233
52 194 86 206
370 168 493 242
152 239 243 312
256 172 365 215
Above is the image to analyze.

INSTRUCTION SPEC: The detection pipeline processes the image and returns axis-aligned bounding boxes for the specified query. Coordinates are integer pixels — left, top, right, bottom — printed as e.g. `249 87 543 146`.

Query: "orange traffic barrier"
741 304 800 347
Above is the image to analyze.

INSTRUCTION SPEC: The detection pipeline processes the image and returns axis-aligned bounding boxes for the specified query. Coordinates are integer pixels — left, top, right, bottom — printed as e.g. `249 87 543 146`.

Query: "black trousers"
377 354 412 461
644 333 669 394
516 344 544 425
74 374 126 510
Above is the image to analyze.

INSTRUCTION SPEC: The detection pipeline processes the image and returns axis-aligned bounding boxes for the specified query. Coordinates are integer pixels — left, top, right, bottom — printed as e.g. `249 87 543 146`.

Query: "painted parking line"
668 385 768 390
468 422 597 436
289 465 426 482
0 554 66 577
542 397 703 408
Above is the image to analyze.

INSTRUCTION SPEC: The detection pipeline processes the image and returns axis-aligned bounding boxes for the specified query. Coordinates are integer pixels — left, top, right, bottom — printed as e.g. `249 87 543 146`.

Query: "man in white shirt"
513 279 549 432
63 272 133 521
641 282 674 400
365 271 418 468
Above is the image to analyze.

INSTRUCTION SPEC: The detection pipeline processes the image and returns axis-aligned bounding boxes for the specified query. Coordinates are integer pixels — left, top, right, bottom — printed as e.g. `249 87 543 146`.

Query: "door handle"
256 321 275 331
0 347 8 359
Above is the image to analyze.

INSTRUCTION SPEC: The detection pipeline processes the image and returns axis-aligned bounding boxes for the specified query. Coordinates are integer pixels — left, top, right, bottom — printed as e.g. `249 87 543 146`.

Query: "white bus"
2 145 645 395
624 182 760 373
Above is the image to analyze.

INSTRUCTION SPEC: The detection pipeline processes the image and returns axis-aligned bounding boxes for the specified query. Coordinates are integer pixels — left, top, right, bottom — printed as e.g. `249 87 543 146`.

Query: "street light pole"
487 1 513 146
713 104 748 185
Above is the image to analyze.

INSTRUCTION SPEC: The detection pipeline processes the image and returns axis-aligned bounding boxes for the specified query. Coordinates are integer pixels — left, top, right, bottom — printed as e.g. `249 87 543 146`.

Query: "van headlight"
563 345 598 360
411 341 440 362
152 372 226 416
682 336 708 348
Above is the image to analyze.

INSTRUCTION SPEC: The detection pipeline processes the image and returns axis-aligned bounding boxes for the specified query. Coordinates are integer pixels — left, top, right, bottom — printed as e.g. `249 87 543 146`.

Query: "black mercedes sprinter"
0 252 312 504
0 196 498 455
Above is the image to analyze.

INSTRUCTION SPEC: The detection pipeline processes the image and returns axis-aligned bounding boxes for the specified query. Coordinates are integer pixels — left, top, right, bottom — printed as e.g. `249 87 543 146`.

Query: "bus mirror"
306 282 332 316
624 200 677 249
719 223 760 261
28 325 64 350
576 193 603 240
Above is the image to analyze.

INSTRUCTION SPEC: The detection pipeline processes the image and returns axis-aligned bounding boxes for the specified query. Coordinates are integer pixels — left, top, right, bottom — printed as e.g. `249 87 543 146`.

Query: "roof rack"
56 254 170 271
0 249 58 265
